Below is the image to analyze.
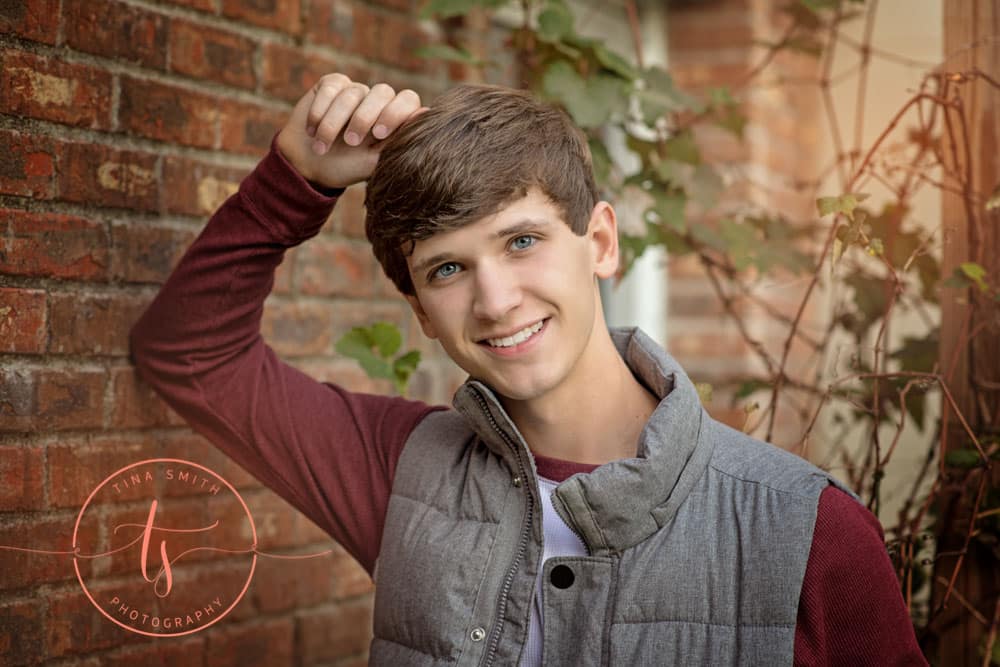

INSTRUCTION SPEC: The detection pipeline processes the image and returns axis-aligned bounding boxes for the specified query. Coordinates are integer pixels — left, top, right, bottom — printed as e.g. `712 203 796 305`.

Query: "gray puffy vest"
370 328 855 666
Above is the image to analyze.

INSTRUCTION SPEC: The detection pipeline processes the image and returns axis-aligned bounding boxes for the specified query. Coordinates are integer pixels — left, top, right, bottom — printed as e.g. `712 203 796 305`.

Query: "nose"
471 260 521 322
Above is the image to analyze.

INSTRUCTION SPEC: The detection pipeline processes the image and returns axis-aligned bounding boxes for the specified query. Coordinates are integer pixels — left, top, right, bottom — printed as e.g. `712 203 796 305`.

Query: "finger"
370 89 423 140
305 74 355 138
342 83 397 146
311 83 370 155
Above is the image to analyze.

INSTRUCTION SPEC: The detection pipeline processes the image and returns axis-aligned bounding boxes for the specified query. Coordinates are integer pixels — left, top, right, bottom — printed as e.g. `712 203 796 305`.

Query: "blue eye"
511 235 536 250
431 262 460 280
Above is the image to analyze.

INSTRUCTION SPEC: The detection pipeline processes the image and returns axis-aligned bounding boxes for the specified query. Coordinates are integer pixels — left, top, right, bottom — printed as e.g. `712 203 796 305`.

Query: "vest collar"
451 327 714 556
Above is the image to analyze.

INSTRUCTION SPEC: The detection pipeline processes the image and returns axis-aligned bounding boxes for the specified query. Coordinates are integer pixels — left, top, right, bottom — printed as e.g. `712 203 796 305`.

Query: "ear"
586 201 619 280
405 293 439 340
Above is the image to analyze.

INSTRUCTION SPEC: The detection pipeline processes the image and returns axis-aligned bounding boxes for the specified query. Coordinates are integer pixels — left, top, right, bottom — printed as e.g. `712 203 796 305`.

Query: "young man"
130 73 926 665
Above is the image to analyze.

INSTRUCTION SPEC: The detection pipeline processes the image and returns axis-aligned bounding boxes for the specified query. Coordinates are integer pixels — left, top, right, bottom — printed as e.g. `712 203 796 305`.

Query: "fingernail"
306 125 316 137
344 131 360 146
312 139 327 155
373 124 388 139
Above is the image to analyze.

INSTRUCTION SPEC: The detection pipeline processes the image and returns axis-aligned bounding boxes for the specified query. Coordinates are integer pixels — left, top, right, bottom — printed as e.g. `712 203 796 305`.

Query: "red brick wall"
0 1 473 664
666 0 823 443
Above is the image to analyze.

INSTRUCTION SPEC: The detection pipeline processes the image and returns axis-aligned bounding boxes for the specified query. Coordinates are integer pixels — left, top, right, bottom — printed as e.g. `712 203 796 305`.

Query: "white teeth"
487 320 544 348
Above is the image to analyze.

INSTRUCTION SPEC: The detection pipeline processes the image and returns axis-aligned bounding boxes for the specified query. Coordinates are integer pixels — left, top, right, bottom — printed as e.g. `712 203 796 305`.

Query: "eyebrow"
410 218 552 278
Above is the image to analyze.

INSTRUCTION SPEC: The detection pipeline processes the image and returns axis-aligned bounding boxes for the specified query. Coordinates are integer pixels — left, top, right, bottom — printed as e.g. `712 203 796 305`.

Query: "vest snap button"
550 564 575 589
470 627 486 642
512 476 522 487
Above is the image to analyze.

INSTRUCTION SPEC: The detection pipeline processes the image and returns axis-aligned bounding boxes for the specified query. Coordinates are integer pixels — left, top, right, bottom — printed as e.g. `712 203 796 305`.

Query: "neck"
500 325 660 466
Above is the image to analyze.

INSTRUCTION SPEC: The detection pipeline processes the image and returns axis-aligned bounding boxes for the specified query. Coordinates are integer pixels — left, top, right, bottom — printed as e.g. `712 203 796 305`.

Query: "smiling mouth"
480 319 547 348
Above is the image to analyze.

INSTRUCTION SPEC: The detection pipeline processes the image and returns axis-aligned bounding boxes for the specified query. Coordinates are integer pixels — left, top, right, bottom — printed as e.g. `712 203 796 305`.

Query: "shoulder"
703 418 849 501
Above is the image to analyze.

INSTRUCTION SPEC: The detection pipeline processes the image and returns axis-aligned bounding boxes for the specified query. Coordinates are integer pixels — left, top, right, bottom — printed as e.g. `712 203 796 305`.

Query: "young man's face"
404 188 619 403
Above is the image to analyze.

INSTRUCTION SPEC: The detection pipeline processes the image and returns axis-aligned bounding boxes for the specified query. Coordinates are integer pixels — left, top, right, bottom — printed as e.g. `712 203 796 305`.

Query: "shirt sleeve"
129 138 444 576
794 485 928 666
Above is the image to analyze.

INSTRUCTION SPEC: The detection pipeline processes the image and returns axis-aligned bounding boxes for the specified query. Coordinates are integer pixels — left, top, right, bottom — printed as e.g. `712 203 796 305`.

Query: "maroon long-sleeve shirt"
129 140 927 665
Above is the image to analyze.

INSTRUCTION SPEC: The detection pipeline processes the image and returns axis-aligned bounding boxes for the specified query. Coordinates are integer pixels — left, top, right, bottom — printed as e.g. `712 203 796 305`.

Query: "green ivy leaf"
370 321 402 357
690 163 724 210
945 448 981 469
637 66 703 123
588 137 612 185
392 350 422 396
537 3 574 42
420 0 508 19
734 379 771 401
890 333 939 374
649 191 686 231
594 44 639 80
960 261 988 292
817 192 870 220
663 130 700 165
414 44 484 66
541 61 625 127
335 323 421 395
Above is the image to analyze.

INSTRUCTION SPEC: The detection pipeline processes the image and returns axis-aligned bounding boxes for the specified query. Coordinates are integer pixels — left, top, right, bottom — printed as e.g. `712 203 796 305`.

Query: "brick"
169 19 256 90
307 0 353 50
102 496 225 576
0 49 113 130
249 550 334 613
667 7 754 53
1 209 110 282
668 329 750 361
0 130 56 199
296 238 375 298
297 599 373 663
104 637 205 667
221 0 301 35
151 561 256 624
260 298 333 356
0 445 44 510
48 291 148 356
110 365 184 429
0 599 45 664
46 581 141 657
109 221 196 284
672 62 752 91
162 157 246 217
0 513 99 590
119 76 220 149
64 0 168 70
0 368 106 432
57 142 159 212
328 544 374 600
352 4 429 72
261 43 368 103
48 436 161 508
0 288 47 354
233 491 299 550
160 431 262 491
218 101 285 156
206 618 294 667
0 0 59 44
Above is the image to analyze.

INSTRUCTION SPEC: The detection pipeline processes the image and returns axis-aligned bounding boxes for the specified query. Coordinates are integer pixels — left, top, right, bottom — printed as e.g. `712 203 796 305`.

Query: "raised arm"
129 75 436 574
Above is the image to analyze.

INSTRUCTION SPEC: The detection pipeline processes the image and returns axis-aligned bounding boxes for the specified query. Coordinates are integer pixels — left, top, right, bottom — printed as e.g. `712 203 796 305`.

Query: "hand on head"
277 73 428 190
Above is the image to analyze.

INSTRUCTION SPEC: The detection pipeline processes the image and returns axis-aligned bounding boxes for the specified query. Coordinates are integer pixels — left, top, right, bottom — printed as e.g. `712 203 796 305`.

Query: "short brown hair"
364 84 599 295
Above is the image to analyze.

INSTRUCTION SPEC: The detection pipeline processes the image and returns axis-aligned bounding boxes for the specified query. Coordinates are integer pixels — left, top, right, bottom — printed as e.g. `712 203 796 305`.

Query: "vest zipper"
472 389 535 667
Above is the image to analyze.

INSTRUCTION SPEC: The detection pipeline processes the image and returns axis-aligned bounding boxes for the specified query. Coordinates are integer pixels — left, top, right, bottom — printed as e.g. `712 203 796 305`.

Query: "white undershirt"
520 476 588 667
